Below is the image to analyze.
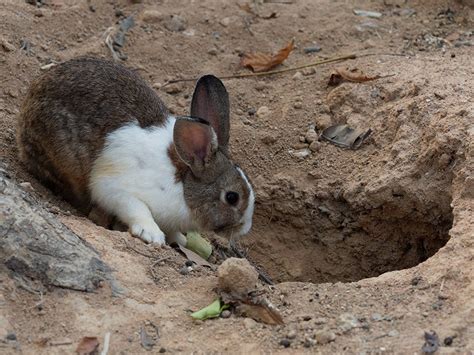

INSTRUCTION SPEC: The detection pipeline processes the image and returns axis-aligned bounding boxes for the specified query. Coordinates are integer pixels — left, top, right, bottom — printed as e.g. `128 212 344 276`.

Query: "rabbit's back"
17 57 169 210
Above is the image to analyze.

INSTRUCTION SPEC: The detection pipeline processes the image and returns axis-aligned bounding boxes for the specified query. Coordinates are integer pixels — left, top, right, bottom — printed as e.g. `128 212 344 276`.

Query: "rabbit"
16 57 255 246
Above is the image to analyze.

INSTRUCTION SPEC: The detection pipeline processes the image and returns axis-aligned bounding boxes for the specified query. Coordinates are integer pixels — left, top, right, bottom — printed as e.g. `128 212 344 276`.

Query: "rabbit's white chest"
89 117 195 234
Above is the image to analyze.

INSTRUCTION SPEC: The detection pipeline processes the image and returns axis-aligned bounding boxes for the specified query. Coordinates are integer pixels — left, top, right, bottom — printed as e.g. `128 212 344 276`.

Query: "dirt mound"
0 0 472 353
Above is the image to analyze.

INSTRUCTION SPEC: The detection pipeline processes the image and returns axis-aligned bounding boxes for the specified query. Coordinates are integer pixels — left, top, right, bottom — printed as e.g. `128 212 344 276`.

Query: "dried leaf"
178 244 214 268
237 301 284 325
76 337 99 355
191 299 229 320
240 40 295 72
328 67 381 86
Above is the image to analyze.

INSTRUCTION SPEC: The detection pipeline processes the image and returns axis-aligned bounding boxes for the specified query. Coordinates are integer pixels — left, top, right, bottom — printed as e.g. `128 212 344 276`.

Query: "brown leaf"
328 67 381 86
237 299 284 325
178 244 214 268
76 337 99 355
240 40 295 72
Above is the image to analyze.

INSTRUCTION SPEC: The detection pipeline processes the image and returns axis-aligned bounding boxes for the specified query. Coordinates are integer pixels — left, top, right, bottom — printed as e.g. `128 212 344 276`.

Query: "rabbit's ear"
173 118 218 174
191 75 230 152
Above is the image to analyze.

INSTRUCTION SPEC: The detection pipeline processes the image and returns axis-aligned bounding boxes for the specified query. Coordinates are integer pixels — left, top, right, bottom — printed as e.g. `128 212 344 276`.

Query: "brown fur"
16 57 169 212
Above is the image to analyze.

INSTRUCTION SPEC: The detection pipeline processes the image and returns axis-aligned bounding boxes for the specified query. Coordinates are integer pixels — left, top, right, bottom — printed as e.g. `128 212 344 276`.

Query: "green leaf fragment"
191 299 229 320
186 231 213 260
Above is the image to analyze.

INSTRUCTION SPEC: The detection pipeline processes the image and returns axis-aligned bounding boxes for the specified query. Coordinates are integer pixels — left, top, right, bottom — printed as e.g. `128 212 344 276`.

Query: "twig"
164 52 410 86
124 239 155 258
101 332 111 355
165 54 357 85
151 255 174 268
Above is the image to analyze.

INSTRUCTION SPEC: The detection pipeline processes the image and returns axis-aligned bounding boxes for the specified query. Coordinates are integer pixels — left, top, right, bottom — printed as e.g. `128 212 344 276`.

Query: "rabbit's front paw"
130 221 166 245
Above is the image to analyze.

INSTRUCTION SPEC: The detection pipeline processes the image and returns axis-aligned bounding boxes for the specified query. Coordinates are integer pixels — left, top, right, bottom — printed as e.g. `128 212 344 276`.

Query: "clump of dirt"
0 0 473 354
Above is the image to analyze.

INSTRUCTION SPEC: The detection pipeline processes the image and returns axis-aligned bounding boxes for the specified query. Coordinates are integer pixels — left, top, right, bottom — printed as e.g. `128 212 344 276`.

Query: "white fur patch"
90 117 195 239
236 167 255 236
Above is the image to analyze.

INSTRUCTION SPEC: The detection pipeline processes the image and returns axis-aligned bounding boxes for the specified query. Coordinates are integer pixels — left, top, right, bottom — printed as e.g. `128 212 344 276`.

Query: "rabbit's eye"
225 191 239 206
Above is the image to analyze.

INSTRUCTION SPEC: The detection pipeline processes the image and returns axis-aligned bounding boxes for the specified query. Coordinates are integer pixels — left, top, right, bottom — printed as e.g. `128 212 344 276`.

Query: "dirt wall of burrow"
242 77 470 283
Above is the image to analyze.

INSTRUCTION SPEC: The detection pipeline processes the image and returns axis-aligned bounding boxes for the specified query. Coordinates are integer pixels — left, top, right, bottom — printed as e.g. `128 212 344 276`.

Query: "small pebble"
305 129 318 143
248 108 256 116
302 315 312 321
256 106 270 119
6 333 16 341
164 84 183 94
302 67 316 76
279 338 291 348
207 48 218 56
309 141 321 152
89 5 96 12
303 45 321 54
164 15 187 32
287 330 297 339
221 310 231 319
444 336 454 346
142 10 164 23
292 71 303 80
159 347 166 353
243 318 257 330
185 260 194 267
388 330 399 337
293 102 303 109
304 337 316 347
314 330 336 344
1 39 16 52
219 17 232 27
314 317 327 324
115 9 124 17
371 313 383 321
179 266 190 275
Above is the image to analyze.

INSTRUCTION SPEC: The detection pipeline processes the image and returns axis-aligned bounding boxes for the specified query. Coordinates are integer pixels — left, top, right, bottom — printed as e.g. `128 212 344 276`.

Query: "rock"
309 141 321 152
152 82 162 89
142 10 164 23
313 317 327 325
1 39 15 52
290 148 311 159
217 257 258 296
304 337 316 347
286 330 297 339
248 108 256 116
305 129 318 143
179 266 191 275
315 114 332 130
243 317 257 330
388 330 399 337
371 313 383 321
293 102 303 109
207 48 218 56
338 313 360 332
254 82 268 91
221 310 231 319
256 106 270 119
302 67 316 76
219 17 234 27
261 135 277 145
314 329 336 344
304 45 321 54
279 338 291 348
164 15 187 32
159 347 166 353
292 71 303 80
164 84 183 94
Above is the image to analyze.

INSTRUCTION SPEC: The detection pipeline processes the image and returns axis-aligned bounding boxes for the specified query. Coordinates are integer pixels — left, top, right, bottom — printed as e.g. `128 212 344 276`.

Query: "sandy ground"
0 0 473 353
